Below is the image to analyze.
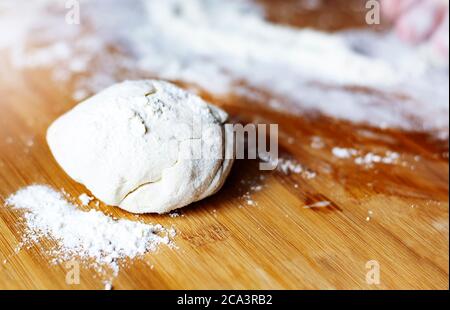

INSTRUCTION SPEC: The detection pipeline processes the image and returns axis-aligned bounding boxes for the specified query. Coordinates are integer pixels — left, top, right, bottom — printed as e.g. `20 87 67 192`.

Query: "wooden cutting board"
0 3 448 290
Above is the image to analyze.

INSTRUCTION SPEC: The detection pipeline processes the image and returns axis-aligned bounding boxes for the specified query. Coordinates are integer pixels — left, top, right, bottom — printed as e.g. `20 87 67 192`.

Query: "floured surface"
1 0 448 135
0 0 448 289
6 185 175 284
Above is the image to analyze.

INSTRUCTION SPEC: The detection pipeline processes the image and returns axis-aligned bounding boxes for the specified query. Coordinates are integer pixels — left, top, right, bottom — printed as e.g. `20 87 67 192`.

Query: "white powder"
104 281 113 290
78 193 93 206
332 147 358 159
278 158 304 174
354 151 400 166
331 147 400 167
304 201 331 209
5 185 175 278
1 0 448 136
276 157 317 179
169 211 180 218
241 190 258 207
245 198 256 207
239 175 266 208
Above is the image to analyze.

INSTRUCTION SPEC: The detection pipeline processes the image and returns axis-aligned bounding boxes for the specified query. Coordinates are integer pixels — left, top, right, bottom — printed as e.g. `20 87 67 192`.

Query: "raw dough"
47 80 234 214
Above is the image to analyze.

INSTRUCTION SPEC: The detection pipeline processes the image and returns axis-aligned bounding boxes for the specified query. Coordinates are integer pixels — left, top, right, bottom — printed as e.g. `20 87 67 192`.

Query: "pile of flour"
1 0 448 136
5 185 175 277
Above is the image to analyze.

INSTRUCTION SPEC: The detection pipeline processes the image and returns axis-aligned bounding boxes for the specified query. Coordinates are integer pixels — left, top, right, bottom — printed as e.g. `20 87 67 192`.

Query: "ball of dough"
47 80 234 214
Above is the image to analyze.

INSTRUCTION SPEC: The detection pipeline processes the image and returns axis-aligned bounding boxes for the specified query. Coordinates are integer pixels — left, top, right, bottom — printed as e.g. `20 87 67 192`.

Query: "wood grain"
0 3 448 290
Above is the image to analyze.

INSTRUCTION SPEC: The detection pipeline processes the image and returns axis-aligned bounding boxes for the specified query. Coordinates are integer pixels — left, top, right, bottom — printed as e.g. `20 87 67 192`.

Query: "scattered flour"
332 147 358 159
0 0 448 136
239 175 267 208
104 281 113 290
242 189 259 207
278 158 304 174
245 198 256 207
304 201 331 209
276 157 317 179
332 147 401 167
5 185 175 280
78 193 93 206
354 151 400 166
169 211 180 218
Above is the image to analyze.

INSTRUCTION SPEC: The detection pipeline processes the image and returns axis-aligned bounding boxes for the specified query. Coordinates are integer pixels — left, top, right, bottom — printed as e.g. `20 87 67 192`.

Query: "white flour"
5 185 175 279
78 193 93 206
304 201 331 209
332 147 358 159
354 151 400 166
276 157 317 179
1 0 448 135
331 147 401 167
